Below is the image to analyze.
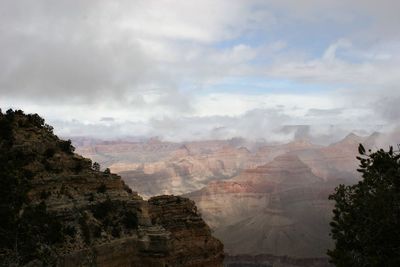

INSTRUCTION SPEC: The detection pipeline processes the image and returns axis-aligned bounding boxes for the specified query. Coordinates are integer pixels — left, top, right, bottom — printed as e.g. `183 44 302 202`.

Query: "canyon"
73 130 390 266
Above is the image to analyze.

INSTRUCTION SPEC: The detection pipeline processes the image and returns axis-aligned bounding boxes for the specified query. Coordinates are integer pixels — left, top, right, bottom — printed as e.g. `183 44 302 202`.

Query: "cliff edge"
0 109 223 267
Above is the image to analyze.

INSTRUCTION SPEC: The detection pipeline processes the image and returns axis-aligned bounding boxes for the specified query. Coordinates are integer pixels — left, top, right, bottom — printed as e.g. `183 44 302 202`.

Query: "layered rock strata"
0 110 223 267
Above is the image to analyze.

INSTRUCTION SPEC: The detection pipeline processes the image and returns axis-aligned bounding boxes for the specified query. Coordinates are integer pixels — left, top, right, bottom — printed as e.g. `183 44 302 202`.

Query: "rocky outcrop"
109 145 250 198
59 195 224 267
148 196 224 267
0 110 223 267
186 155 334 259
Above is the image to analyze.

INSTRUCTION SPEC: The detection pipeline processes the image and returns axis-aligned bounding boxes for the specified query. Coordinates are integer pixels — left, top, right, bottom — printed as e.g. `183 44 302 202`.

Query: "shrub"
44 147 56 158
59 140 75 154
96 184 107 194
88 193 94 202
328 145 400 266
40 190 51 200
123 211 138 229
92 162 100 172
123 184 133 194
111 226 121 238
79 216 91 245
64 225 76 237
44 124 54 133
91 199 114 220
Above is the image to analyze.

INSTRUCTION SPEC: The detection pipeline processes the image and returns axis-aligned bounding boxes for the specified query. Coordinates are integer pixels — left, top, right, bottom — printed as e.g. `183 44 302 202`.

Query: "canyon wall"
0 110 223 267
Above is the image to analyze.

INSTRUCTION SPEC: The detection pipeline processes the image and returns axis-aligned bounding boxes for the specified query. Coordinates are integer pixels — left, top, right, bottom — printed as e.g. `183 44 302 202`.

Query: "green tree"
92 162 100 172
328 144 400 266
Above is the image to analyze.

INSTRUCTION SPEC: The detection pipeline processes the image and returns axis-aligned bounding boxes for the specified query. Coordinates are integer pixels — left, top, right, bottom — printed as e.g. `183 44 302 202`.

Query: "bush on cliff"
0 110 65 265
328 144 400 266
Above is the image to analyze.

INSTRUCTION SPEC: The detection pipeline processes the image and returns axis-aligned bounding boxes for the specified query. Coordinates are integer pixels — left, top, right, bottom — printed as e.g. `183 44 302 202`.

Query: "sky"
1 0 399 143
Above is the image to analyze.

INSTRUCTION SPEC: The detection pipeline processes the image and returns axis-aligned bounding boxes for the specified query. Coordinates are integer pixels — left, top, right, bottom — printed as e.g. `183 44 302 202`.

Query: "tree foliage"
59 139 75 154
328 144 400 266
92 162 100 172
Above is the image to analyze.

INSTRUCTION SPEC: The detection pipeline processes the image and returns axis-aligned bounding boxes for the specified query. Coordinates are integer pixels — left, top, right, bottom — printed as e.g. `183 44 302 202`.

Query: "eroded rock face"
74 134 365 200
104 144 250 199
148 196 224 267
186 155 334 258
60 195 224 267
0 110 223 267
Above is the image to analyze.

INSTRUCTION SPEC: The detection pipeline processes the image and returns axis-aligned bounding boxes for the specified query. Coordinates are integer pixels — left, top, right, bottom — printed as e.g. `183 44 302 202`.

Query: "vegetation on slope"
0 109 137 266
0 109 66 265
328 144 400 266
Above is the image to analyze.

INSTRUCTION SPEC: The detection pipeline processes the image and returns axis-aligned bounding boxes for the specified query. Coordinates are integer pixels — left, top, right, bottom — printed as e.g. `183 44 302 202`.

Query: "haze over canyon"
72 129 398 266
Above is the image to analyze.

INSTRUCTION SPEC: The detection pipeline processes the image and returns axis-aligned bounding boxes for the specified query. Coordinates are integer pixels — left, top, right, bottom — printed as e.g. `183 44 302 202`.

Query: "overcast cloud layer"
1 0 399 143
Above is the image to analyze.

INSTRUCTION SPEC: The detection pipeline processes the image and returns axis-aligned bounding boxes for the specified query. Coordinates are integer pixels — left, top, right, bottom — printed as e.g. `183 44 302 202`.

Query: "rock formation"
75 134 366 199
0 110 223 267
72 125 385 266
99 143 249 197
186 154 334 263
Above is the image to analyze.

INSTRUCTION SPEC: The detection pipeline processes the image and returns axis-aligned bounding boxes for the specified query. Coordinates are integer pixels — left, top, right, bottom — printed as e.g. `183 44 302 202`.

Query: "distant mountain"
72 129 391 266
186 154 333 258
76 140 252 198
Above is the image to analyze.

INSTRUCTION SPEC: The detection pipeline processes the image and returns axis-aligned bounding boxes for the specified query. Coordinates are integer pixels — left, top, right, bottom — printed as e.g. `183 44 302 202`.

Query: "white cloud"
192 93 337 118
1 0 400 142
264 39 400 90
